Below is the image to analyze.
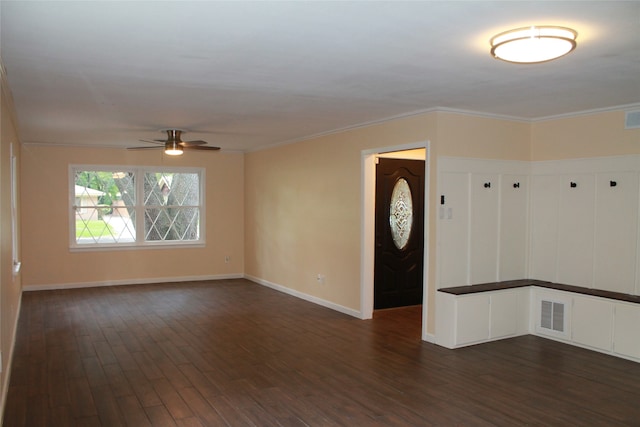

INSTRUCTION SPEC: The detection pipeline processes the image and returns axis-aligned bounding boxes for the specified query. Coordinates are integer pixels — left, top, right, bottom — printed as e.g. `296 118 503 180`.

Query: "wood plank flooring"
3 279 640 426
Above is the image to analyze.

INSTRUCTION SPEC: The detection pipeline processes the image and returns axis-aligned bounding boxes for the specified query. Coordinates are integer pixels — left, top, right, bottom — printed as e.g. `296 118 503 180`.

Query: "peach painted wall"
245 111 531 335
1 68 23 417
20 145 244 288
245 114 436 315
531 110 640 160
436 112 531 160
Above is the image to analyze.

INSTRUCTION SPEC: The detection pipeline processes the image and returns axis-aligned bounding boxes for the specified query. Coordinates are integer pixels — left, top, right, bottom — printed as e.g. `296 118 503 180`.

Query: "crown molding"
532 103 640 122
249 103 640 153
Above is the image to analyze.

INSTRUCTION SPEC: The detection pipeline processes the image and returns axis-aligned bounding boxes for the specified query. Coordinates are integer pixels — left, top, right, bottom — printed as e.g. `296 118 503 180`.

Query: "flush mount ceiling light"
490 26 577 64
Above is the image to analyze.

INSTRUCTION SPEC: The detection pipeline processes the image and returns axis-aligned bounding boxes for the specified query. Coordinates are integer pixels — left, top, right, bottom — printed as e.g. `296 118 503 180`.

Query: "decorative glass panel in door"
389 178 413 250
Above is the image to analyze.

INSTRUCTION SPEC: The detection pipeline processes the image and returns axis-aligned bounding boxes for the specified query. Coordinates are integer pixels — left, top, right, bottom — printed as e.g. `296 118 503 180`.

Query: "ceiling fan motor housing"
165 129 184 142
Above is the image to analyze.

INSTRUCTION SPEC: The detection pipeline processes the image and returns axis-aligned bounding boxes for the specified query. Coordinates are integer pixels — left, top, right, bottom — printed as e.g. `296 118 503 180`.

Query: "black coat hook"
513 182 520 188
610 181 617 187
570 182 577 188
484 182 491 188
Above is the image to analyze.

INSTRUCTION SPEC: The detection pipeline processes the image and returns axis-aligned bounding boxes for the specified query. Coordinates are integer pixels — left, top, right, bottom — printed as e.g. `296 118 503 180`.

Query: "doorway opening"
361 142 430 341
374 157 425 310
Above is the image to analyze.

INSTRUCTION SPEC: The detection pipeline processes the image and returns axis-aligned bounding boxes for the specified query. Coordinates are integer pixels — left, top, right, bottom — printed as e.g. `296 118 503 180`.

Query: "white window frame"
11 144 21 274
69 165 206 251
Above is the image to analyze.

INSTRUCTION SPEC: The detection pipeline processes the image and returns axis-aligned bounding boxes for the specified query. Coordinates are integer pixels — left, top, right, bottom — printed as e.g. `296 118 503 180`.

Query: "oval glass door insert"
389 178 413 250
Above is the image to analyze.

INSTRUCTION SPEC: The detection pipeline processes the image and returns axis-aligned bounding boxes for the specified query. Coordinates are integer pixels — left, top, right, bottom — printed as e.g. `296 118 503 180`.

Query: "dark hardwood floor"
3 279 640 426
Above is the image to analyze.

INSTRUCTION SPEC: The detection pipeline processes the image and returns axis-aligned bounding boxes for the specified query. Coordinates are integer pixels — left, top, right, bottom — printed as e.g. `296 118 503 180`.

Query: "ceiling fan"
128 129 220 155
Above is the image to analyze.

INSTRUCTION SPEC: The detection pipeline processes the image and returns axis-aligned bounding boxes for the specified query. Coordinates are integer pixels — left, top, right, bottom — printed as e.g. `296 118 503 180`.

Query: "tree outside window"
71 167 204 248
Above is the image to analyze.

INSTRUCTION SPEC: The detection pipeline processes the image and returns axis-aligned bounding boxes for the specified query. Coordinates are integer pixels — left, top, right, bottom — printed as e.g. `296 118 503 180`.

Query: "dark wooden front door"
374 158 425 309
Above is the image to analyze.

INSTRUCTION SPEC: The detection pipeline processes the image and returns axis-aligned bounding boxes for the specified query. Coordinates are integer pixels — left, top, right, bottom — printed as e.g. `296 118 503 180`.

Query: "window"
70 166 205 249
11 144 21 274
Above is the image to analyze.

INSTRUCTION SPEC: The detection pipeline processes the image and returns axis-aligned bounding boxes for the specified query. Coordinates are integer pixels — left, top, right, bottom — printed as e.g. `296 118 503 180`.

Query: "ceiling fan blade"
180 140 208 147
186 145 221 151
128 146 164 150
138 139 165 145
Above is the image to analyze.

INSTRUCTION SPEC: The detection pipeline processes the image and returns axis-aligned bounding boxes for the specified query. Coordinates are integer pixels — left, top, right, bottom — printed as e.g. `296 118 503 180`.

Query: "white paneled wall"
470 173 500 283
529 175 560 281
437 158 530 287
438 155 640 296
556 174 596 288
594 172 639 294
530 156 640 295
500 174 529 281
438 172 470 288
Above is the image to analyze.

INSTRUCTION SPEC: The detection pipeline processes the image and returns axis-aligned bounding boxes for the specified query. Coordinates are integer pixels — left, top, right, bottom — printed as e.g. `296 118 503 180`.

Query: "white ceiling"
1 1 639 152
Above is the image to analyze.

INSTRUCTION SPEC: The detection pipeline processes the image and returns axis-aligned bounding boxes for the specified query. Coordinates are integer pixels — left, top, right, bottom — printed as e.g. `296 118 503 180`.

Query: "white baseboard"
22 273 244 292
244 274 362 319
0 291 22 423
422 332 436 344
531 332 640 364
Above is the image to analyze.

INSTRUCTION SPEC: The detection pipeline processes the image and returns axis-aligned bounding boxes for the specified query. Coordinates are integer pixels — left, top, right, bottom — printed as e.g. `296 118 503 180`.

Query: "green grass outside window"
76 220 115 238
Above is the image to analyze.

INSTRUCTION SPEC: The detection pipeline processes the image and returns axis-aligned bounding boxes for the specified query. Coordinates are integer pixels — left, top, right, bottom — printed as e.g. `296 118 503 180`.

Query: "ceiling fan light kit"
164 141 184 156
490 25 578 64
128 129 221 154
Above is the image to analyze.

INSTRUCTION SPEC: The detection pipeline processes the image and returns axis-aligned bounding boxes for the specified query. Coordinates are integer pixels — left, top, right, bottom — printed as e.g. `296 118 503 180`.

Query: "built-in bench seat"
435 279 640 362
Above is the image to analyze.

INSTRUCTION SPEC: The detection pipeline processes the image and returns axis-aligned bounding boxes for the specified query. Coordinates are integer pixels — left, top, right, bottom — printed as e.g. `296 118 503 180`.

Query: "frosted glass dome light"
490 26 577 64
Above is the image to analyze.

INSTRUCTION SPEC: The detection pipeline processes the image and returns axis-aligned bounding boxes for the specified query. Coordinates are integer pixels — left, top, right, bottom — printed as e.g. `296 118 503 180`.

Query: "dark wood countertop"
438 279 640 304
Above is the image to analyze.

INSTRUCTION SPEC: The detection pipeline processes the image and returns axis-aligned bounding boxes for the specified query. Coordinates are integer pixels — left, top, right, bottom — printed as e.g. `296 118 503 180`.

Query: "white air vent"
625 110 640 129
540 300 565 332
